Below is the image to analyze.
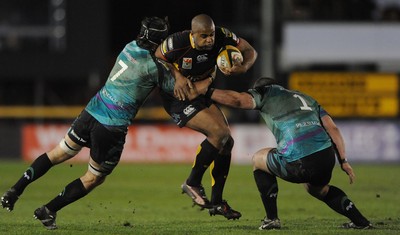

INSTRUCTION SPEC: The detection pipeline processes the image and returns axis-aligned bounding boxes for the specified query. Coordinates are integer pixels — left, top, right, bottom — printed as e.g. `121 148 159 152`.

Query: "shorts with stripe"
67 110 127 176
160 91 213 127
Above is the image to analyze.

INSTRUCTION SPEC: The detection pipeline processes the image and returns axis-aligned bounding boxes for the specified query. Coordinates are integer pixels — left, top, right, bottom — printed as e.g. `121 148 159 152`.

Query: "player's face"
192 29 215 51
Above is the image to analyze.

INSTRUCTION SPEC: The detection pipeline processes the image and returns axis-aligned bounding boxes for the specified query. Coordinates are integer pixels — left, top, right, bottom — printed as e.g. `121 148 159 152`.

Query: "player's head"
137 16 170 52
190 14 215 51
253 77 278 89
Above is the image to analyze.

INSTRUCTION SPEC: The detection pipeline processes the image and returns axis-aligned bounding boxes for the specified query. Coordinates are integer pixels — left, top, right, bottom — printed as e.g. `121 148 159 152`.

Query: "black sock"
46 179 88 212
13 153 53 196
210 153 231 204
253 169 279 219
186 139 217 186
323 185 370 226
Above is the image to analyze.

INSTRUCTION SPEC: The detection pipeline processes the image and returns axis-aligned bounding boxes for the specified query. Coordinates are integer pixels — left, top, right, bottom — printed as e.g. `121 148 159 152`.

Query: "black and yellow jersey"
159 26 239 80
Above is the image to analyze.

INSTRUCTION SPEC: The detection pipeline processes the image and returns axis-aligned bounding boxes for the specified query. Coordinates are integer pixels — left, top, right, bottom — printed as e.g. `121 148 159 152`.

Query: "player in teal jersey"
1 16 174 230
192 77 372 230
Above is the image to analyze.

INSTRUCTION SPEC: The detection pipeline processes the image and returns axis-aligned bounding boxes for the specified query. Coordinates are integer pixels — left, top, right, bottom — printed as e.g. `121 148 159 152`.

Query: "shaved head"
191 14 215 33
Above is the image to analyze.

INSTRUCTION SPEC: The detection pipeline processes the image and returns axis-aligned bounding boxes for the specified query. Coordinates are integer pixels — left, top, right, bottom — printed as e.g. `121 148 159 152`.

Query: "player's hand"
174 75 193 101
220 60 246 76
341 162 355 184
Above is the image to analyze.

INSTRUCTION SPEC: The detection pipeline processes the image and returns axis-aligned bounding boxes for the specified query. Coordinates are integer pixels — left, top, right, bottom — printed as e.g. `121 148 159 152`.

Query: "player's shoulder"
161 30 191 54
215 26 239 43
123 40 151 58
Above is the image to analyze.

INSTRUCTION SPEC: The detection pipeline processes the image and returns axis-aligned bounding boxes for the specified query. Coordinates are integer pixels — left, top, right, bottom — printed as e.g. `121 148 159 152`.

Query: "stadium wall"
0 121 398 164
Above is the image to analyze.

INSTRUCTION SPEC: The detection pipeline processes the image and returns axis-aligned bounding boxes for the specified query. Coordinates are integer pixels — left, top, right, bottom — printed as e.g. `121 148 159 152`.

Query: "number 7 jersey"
247 85 333 162
85 40 174 127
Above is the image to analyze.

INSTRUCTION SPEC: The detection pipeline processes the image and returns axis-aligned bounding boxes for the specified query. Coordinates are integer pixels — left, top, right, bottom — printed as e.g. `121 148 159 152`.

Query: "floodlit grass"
0 160 399 234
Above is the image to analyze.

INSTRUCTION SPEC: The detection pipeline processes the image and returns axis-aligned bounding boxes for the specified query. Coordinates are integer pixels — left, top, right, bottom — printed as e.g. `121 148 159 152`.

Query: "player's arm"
321 115 355 184
227 38 257 75
210 89 256 109
187 76 214 101
155 44 192 101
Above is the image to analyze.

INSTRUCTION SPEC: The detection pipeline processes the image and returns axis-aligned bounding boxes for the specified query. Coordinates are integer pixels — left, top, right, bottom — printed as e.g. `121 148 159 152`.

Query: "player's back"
86 41 159 127
250 85 332 161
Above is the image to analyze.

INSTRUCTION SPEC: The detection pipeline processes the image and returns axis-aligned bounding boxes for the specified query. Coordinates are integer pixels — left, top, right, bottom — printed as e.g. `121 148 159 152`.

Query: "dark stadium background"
0 0 399 162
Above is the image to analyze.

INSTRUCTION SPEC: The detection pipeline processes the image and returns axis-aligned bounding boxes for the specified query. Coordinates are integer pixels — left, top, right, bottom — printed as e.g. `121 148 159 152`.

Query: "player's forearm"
241 48 257 71
330 127 347 162
238 38 258 71
322 116 347 162
211 89 254 109
188 77 213 100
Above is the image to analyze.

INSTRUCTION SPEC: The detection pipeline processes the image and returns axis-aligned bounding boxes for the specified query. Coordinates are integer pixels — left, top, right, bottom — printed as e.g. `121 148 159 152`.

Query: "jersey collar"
189 33 196 49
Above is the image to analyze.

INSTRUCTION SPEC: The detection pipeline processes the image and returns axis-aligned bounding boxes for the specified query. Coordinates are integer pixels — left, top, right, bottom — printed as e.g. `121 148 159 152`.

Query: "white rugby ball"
216 45 243 72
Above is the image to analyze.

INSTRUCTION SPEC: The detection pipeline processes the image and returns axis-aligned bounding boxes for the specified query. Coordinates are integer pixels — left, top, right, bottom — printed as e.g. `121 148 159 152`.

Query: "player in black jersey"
155 14 257 220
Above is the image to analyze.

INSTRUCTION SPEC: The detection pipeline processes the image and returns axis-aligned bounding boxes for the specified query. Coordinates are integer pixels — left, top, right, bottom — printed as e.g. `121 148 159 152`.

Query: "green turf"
0 161 399 234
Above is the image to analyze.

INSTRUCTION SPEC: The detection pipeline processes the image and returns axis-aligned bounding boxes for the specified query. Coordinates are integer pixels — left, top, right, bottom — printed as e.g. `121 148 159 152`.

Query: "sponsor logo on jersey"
295 121 321 128
197 54 208 63
183 105 196 116
182 58 192 69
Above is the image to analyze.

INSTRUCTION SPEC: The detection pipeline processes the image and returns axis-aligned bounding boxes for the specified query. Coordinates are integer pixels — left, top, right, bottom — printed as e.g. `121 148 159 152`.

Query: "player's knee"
215 126 231 140
220 135 234 155
82 172 106 191
305 184 328 200
251 153 263 168
58 138 82 157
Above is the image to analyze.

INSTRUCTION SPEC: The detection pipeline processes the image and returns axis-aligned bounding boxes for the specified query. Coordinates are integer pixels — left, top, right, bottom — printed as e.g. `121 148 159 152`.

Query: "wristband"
339 158 348 164
204 88 215 99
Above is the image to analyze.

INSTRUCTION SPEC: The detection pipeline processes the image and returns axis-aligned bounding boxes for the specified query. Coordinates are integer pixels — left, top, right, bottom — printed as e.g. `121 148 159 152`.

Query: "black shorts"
67 110 127 175
160 91 213 127
267 146 336 186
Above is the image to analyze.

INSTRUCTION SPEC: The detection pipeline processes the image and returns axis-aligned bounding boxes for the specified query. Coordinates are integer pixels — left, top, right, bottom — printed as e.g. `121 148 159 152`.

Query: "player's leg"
303 147 372 229
1 133 82 212
33 111 126 229
305 183 372 229
252 148 281 230
187 104 240 219
33 161 106 230
189 104 234 206
183 105 232 207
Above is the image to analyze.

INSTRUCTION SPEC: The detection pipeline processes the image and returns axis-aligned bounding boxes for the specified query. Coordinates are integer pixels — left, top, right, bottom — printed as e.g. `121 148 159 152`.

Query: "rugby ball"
216 45 243 72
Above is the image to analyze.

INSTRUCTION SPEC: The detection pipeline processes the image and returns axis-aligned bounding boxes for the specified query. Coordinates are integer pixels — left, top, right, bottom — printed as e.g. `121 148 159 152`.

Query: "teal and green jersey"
85 41 174 127
248 85 332 162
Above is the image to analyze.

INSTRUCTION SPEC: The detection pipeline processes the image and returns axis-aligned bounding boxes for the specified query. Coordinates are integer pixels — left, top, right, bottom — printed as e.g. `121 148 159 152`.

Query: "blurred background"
0 0 399 163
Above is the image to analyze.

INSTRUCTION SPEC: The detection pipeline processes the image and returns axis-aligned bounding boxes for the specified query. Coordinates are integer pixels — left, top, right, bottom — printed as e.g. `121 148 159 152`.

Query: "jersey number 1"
293 94 312 111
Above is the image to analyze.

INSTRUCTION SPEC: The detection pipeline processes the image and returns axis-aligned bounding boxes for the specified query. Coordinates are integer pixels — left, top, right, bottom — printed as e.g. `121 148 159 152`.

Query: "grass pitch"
0 161 399 234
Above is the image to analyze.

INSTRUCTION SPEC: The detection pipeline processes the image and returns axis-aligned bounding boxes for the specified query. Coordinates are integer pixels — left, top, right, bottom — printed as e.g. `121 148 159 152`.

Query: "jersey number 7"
110 60 128 81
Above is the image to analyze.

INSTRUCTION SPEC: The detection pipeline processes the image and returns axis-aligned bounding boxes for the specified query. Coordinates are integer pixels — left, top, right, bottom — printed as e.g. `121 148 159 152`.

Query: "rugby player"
194 77 373 229
155 14 257 220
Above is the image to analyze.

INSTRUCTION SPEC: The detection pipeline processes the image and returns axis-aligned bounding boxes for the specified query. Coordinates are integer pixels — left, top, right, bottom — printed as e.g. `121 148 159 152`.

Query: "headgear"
137 16 169 51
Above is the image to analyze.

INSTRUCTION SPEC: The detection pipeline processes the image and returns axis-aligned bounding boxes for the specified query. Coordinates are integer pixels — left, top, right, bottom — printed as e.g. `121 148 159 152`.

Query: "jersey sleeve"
319 105 330 118
159 31 188 63
217 27 240 46
246 88 262 110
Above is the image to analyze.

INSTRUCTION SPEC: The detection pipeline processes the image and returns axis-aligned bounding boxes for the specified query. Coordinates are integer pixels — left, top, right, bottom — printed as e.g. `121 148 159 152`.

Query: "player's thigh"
47 133 83 164
207 104 229 127
186 106 230 137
